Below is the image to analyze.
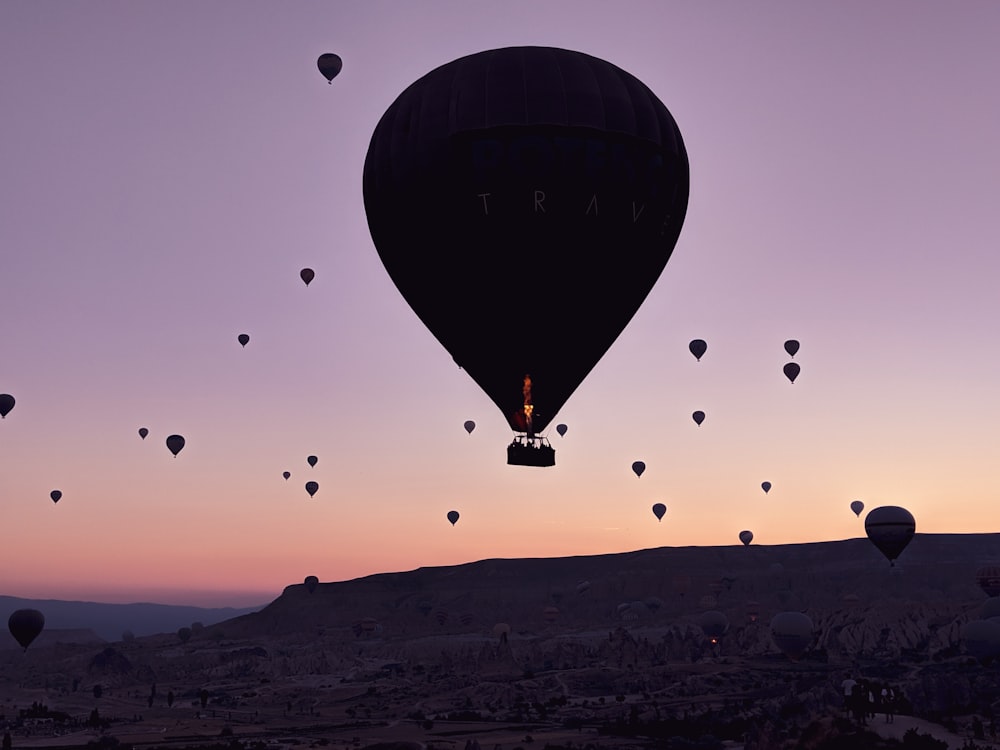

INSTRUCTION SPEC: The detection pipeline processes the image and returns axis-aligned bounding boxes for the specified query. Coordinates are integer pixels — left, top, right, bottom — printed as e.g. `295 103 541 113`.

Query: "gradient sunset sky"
2 1 999 607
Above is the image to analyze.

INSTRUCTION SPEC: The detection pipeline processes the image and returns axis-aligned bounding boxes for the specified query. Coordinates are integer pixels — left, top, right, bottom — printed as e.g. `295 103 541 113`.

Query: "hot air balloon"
0 394 14 418
864 506 915 566
761 481 771 494
305 481 319 498
784 339 800 358
976 566 1000 598
632 461 646 478
652 503 666 521
692 410 705 426
463 420 476 434
446 510 460 526
50 490 62 504
238 333 250 348
850 500 865 517
166 434 185 457
697 610 729 644
770 611 813 660
317 53 342 83
307 455 317 467
556 423 568 437
138 427 148 440
304 575 319 594
8 609 45 651
300 268 315 286
282 471 291 480
363 47 689 467
783 362 800 384
689 339 707 361
739 530 753 546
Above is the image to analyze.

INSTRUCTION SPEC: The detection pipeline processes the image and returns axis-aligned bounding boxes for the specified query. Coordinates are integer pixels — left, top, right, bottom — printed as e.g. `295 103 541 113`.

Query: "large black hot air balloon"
166 434 185 457
8 609 45 651
864 506 915 566
363 47 689 466
317 53 342 83
0 394 14 418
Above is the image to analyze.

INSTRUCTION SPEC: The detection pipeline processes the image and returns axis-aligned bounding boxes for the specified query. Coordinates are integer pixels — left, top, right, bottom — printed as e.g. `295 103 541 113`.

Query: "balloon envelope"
739 530 753 546
0 393 14 418
166 434 185 457
689 339 707 361
138 427 148 439
363 47 689 438
447 510 460 525
307 455 318 467
761 481 771 494
300 268 315 286
692 410 705 426
864 506 916 564
317 53 343 83
556 423 568 437
697 610 729 642
463 420 476 434
784 339 800 357
282 471 291 480
632 461 646 478
652 502 666 521
770 611 813 660
850 500 865 517
783 362 800 383
8 609 45 651
305 481 319 497
304 575 319 593
238 333 250 347
50 490 61 504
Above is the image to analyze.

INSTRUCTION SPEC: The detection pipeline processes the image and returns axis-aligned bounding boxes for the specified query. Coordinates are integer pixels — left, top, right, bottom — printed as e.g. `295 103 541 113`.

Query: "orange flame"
522 374 534 433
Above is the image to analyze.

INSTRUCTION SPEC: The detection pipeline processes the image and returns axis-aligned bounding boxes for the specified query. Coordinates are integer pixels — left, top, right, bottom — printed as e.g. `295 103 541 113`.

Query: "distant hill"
0 595 262 644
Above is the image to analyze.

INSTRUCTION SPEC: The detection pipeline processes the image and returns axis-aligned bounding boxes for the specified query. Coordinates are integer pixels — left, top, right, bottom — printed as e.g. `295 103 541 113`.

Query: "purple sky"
2 1 999 607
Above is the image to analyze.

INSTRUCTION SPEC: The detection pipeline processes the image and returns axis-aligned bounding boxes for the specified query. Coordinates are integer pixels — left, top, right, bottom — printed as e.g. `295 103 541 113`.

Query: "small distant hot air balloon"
761 481 771 494
447 510 460 526
317 53 342 83
300 268 315 286
689 339 707 361
692 410 705 426
305 481 319 498
632 461 646 478
138 427 148 440
652 503 666 521
783 362 800 384
556 423 568 437
307 455 318 467
50 490 62 504
850 500 865 517
304 575 319 594
739 530 753 546
864 506 915 566
8 609 45 651
697 610 729 644
166 434 185 457
463 420 475 434
0 394 14 419
784 340 800 358
238 333 250 348
770 611 813 660
282 471 291 480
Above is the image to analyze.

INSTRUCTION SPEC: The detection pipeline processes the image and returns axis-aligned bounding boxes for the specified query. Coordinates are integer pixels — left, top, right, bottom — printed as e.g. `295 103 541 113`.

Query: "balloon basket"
507 435 555 467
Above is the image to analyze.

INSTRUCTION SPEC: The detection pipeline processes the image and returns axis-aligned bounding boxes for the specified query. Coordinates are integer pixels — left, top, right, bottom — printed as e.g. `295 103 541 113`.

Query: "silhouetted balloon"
238 333 250 348
305 481 319 498
138 427 148 439
850 500 865 517
166 434 185 457
652 503 666 521
447 510 460 526
761 481 771 494
50 490 61 504
784 339 800 357
770 611 813 660
177 626 192 643
8 609 44 651
697 610 729 644
783 362 800 383
0 394 14 418
304 575 319 594
363 47 689 442
692 410 705 426
963 619 1000 662
317 53 342 83
976 566 1000 598
632 461 646 478
556 423 568 437
739 530 753 546
282 471 291 480
300 268 315 286
689 339 707 361
864 506 916 565
307 455 318 467
463 420 476 434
